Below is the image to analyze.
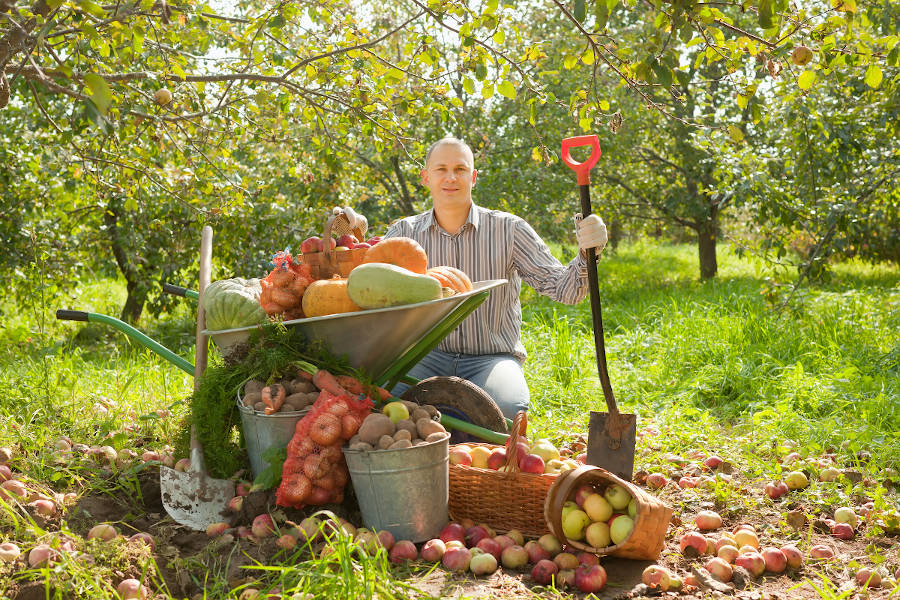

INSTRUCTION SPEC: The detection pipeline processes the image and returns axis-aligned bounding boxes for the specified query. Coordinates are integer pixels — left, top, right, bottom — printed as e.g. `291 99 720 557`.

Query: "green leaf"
797 69 816 90
481 83 494 99
475 63 488 81
252 445 286 490
574 0 587 22
83 73 112 114
77 0 107 18
463 77 475 94
864 64 882 88
651 62 673 88
594 0 610 28
564 54 578 69
498 79 516 99
268 14 286 28
727 124 744 142
758 0 773 29
493 29 505 44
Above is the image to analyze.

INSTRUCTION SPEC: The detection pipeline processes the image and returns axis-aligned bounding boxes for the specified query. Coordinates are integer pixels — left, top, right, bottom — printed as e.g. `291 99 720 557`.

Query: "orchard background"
1 0 898 598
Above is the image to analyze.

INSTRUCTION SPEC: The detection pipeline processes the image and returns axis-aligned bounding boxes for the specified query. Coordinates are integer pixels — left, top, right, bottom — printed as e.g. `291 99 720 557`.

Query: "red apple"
487 448 507 470
809 544 834 560
678 476 699 489
703 455 724 469
465 525 490 548
506 529 525 546
856 567 882 588
449 447 472 466
574 484 596 508
389 540 418 563
476 537 502 560
524 540 550 564
318 237 336 252
377 530 395 551
679 531 708 558
531 559 558 585
735 551 766 577
501 544 529 569
493 535 515 551
470 551 498 576
336 234 359 248
765 480 789 499
300 236 321 254
705 557 733 582
519 453 545 474
574 563 607 593
761 547 787 573
537 533 562 557
352 242 371 249
780 544 803 569
717 544 739 563
442 546 471 571
577 551 599 566
831 522 854 540
439 522 466 545
251 514 275 538
420 538 446 562
554 552 579 570
365 236 382 245
696 510 723 531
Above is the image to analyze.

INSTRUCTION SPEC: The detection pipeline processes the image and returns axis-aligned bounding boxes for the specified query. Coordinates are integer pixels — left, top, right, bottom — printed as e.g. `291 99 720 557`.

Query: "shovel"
159 225 234 530
561 135 637 480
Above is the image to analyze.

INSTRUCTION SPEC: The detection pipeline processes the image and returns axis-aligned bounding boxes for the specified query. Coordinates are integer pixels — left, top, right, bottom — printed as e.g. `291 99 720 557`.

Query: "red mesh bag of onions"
276 388 372 508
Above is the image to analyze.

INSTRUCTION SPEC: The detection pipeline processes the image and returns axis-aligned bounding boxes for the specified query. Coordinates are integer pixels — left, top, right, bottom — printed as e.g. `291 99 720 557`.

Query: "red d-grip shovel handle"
561 135 602 185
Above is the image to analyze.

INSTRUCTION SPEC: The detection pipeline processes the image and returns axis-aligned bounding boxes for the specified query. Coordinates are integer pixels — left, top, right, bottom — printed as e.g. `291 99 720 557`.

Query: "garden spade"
561 135 637 481
160 225 234 530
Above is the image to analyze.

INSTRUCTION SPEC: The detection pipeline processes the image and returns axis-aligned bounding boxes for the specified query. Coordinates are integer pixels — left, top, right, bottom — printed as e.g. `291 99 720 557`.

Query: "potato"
411 408 431 423
280 403 296 413
291 378 316 394
378 435 394 450
285 392 311 410
414 439 429 446
242 392 261 407
348 435 362 446
350 442 373 451
416 417 446 439
253 402 266 412
358 414 395 445
388 439 412 450
425 431 449 443
393 429 412 442
423 404 440 418
400 400 419 415
244 380 265 396
395 419 417 438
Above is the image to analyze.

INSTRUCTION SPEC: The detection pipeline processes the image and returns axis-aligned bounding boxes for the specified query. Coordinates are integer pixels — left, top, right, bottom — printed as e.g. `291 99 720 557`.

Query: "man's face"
421 143 477 210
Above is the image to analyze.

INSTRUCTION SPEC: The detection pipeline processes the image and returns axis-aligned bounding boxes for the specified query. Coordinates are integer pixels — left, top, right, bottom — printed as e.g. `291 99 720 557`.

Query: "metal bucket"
342 437 449 542
236 394 309 479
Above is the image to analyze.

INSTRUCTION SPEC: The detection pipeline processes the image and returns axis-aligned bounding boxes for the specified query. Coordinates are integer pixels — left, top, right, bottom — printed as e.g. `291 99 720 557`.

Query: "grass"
1 239 899 598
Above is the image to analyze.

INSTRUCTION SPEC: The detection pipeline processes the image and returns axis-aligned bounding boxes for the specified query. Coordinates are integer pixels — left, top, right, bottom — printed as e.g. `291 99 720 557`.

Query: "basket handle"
502 411 528 476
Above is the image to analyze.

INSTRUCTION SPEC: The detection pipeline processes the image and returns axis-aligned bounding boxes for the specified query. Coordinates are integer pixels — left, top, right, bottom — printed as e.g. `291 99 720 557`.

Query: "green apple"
382 401 410 424
529 439 560 462
585 521 611 548
627 498 637 519
603 484 631 511
583 493 613 523
544 459 565 474
561 500 579 520
609 515 634 545
562 509 591 541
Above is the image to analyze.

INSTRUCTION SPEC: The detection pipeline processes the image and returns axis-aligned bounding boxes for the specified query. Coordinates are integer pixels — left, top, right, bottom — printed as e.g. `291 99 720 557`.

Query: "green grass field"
1 240 898 598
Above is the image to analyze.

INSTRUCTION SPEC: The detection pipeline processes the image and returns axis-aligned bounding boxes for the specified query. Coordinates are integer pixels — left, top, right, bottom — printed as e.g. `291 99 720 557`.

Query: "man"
385 137 608 419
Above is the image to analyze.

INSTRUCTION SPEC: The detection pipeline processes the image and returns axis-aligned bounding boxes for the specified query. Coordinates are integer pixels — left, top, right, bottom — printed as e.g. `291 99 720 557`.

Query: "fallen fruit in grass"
0 465 11 482
0 447 12 463
537 533 562 557
680 531 708 558
577 551 599 566
206 522 229 537
389 540 418 563
28 499 56 517
127 533 155 551
531 558 559 584
493 535 515 551
28 544 59 567
442 546 471 571
439 522 466 544
235 482 251 496
761 547 787 572
88 523 118 541
251 514 275 538
465 525 490 547
678 476 699 489
355 528 380 554
718 544 739 563
228 496 243 512
785 471 809 489
735 551 766 577
642 564 673 589
376 530 395 550
834 506 858 528
733 529 759 549
791 45 814 66
554 552 579 570
276 534 297 550
561 509 590 540
831 522 854 540
646 473 668 489
574 563 607 593
819 466 840 482
0 542 20 562
696 510 723 531
505 529 525 546
557 568 575 588
420 538 446 562
855 567 881 588
117 579 148 600
584 493 613 522
476 537 502 560
501 544 528 569
779 544 803 569
0 479 27 501
470 552 498 575
703 455 724 470
765 480 789 499
585 521 611 548
705 557 733 582
445 540 465 550
524 540 550 564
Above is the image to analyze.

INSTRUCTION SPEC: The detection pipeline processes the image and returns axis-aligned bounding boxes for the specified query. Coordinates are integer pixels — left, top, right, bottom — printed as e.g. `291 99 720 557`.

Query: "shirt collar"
426 203 480 233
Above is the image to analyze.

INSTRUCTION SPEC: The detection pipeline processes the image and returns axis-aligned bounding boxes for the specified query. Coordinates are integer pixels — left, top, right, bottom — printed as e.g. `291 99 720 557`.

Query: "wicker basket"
544 465 672 559
448 412 557 537
301 210 369 279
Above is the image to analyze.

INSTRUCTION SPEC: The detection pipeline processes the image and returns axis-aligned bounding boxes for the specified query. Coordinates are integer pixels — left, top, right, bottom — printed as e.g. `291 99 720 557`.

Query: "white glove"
333 206 368 237
574 213 608 254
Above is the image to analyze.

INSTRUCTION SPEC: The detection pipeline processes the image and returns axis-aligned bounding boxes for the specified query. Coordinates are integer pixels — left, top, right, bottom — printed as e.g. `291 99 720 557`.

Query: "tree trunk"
104 197 146 323
697 209 718 280
607 219 622 251
391 156 415 215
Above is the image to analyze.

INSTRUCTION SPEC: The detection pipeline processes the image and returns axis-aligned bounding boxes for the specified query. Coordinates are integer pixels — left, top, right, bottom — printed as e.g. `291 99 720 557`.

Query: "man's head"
421 137 477 211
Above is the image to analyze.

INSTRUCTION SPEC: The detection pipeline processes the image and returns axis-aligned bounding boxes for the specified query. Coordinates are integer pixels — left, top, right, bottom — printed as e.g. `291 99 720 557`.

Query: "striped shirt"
385 203 590 361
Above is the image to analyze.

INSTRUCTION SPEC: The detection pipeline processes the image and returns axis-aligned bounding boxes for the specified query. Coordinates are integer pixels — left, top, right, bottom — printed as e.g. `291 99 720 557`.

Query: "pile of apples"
299 233 381 254
559 482 636 549
449 436 581 475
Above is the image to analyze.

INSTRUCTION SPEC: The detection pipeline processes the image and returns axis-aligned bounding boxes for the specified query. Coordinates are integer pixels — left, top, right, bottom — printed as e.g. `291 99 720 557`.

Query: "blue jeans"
390 349 530 420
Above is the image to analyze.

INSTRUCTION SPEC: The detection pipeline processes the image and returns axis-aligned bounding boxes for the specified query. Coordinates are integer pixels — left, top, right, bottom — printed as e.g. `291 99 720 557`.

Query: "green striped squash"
202 278 267 331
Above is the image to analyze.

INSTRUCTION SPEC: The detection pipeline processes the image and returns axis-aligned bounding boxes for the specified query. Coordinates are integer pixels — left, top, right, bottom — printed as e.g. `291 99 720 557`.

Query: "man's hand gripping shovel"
561 135 637 480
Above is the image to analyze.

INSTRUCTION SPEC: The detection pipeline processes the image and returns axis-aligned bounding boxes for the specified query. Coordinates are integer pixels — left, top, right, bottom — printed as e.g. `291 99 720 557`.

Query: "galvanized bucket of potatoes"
544 465 673 560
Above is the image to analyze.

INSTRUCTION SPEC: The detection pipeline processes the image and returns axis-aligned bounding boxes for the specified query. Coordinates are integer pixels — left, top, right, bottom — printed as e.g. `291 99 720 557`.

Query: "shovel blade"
160 467 234 531
586 411 637 481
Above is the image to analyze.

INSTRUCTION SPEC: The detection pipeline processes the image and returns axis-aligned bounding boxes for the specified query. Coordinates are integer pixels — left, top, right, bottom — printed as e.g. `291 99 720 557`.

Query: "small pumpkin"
426 265 473 293
301 277 362 317
361 237 428 274
202 278 268 331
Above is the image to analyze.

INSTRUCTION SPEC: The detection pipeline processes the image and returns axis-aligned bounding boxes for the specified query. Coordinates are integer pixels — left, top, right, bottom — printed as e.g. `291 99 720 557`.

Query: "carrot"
375 387 392 402
312 369 349 397
335 375 366 396
263 384 286 415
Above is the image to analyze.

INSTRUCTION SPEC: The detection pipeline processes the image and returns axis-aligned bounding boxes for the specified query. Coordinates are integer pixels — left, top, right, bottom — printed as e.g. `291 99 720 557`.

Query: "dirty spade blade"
160 459 233 530
587 410 637 481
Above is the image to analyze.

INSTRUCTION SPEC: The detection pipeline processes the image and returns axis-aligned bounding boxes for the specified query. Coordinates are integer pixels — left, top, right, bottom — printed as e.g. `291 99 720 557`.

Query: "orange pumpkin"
301 277 362 317
426 266 473 293
361 237 428 274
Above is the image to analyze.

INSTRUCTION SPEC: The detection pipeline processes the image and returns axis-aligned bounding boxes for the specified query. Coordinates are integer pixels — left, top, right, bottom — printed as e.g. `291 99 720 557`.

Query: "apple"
784 470 809 490
831 522 854 540
562 509 590 541
506 529 525 546
529 439 560 462
584 521 611 548
469 446 491 469
583 493 613 522
336 234 359 248
531 559 558 585
717 544 739 563
819 466 840 482
29 499 56 517
319 237 337 252
518 453 545 474
604 484 631 510
153 88 172 106
695 510 723 531
544 459 565 474
782 451 802 465
382 401 410 424
792 45 814 66
469 551 498 575
765 480 789 499
117 579 147 600
276 534 297 550
627 498 637 518
487 448 507 470
680 531 708 558
352 242 371 249
856 567 882 588
642 564 672 589
809 544 834 560
251 514 275 538
834 507 858 528
475 537 502 560
577 551 599 566
556 569 576 588
366 236 382 245
449 447 472 466
88 523 118 541
609 514 634 545
465 525 490 548
560 500 580 521
334 246 350 251
705 556 733 582
705 537 716 555
501 544 528 569
574 563 607 593
420 538 446 562
505 439 530 458
678 476 699 489
703 455 724 470
574 484 596 508
0 465 12 482
761 547 787 573
554 552 579 571
300 236 322 254
735 551 766 577
442 546 471 571
646 473 668 489
716 533 736 550
524 540 550 564
376 530 395 551
780 544 803 569
439 522 466 545
537 534 562 557
389 540 418 563
445 540 465 550
0 542 21 563
733 529 759 549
